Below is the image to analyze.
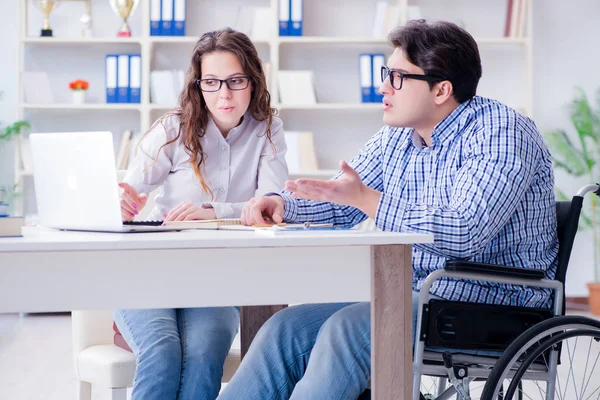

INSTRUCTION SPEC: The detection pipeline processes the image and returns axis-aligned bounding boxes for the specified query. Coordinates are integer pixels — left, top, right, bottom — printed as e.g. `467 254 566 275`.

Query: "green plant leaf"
571 88 595 140
545 130 588 176
0 120 30 141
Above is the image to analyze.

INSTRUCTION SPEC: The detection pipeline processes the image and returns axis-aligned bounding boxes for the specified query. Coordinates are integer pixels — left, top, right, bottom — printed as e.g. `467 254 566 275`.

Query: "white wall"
0 0 598 295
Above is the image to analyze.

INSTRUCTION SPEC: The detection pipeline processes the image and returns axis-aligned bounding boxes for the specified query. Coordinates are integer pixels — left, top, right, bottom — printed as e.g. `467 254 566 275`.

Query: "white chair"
72 310 241 400
71 171 241 399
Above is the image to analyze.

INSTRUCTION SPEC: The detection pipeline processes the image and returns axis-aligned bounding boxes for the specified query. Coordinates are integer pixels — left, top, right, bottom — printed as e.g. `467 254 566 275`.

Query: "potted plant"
69 79 89 104
545 87 600 315
0 121 30 217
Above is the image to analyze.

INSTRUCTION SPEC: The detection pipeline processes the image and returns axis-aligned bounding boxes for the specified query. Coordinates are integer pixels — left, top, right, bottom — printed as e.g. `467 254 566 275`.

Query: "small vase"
72 90 86 104
588 282 600 316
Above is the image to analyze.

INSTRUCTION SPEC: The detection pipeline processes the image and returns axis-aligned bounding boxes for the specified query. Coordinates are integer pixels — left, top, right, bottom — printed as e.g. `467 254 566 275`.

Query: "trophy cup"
109 0 140 37
34 0 60 37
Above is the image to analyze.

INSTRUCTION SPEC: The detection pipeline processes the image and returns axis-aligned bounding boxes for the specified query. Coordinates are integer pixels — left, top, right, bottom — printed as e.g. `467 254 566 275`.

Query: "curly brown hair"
144 28 276 198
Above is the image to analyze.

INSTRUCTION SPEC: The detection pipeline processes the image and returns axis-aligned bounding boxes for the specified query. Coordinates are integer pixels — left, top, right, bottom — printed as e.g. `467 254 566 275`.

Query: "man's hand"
119 182 148 221
241 196 285 226
164 203 217 222
285 161 380 215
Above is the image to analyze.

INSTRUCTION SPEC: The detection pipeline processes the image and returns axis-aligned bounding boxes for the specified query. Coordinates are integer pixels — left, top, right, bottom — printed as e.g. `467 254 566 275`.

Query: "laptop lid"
30 131 125 231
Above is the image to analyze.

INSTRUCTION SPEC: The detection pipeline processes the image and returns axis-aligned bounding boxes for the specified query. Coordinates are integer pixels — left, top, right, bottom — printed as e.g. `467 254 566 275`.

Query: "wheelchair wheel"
481 315 600 400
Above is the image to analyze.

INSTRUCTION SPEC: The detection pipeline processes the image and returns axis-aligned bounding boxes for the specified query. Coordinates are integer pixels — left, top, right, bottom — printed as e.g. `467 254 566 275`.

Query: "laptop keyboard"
123 220 164 226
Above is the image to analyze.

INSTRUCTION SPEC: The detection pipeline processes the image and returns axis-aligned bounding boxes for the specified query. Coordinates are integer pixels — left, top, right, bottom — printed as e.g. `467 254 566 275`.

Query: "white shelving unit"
15 0 532 216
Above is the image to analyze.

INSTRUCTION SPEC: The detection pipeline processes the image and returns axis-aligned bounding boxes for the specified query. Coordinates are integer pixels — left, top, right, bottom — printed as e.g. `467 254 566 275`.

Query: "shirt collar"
386 96 477 152
430 97 476 148
207 110 250 141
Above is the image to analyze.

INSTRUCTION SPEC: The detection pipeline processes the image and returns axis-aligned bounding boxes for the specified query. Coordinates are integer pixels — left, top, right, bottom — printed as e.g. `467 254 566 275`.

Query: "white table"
0 226 432 399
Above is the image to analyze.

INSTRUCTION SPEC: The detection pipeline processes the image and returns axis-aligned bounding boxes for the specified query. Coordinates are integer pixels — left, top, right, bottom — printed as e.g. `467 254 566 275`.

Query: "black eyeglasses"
196 76 252 92
381 66 444 90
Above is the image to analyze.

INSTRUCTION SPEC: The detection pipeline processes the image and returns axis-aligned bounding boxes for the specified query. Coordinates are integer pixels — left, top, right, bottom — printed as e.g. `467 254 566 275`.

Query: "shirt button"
222 145 227 151
219 188 225 194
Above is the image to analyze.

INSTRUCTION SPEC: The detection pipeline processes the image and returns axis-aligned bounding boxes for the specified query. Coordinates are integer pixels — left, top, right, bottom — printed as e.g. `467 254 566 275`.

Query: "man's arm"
279 127 387 227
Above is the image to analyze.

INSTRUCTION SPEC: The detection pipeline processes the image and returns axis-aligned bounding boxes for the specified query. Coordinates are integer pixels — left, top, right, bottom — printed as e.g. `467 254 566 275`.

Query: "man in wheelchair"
218 20 600 400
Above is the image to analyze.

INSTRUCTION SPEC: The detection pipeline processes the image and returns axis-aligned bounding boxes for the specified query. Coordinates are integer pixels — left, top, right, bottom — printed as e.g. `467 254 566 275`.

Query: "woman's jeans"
217 291 437 400
113 307 239 400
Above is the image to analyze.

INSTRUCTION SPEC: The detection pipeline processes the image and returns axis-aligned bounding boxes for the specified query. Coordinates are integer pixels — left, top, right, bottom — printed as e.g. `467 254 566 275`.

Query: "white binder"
117 54 130 103
129 54 142 103
359 54 372 103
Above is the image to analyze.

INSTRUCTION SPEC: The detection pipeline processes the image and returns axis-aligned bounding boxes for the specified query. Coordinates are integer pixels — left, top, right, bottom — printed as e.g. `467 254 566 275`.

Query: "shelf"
21 103 142 111
278 37 388 45
149 104 178 111
277 36 527 46
149 36 270 45
22 37 142 44
276 103 382 111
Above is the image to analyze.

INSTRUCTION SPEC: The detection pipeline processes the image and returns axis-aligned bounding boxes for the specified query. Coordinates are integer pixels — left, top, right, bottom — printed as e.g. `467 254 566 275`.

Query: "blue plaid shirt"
280 97 558 308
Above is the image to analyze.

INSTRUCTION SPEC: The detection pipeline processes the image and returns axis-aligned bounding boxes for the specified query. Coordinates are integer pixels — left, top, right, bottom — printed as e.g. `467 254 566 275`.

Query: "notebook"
164 219 286 230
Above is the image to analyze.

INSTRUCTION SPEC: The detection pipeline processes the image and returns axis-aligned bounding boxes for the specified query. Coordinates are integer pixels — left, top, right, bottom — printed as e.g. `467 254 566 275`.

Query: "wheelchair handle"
577 183 600 197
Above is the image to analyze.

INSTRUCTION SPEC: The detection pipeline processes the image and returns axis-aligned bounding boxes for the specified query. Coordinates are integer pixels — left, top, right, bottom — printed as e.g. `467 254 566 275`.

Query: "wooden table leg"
371 244 413 400
240 305 288 359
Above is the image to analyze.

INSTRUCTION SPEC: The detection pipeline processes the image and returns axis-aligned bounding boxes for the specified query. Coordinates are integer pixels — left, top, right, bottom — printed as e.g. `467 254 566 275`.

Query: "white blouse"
124 112 288 220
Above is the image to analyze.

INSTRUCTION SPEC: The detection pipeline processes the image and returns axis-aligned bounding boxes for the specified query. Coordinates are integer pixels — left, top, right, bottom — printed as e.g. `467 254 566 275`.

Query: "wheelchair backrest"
554 198 584 288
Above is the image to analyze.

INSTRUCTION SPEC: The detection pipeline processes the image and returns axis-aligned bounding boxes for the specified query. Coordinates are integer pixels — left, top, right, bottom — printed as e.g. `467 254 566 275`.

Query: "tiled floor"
0 311 598 400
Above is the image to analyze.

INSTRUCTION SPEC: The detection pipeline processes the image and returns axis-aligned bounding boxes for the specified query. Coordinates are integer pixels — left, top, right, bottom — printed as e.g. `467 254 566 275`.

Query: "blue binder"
161 0 174 36
150 0 161 36
278 0 290 36
359 54 372 103
105 54 118 103
117 54 130 103
129 54 141 104
173 0 186 36
289 0 303 36
371 54 385 103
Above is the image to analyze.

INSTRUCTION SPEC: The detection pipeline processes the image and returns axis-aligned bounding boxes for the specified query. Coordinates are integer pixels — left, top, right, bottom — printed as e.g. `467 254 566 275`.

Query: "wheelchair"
410 184 600 400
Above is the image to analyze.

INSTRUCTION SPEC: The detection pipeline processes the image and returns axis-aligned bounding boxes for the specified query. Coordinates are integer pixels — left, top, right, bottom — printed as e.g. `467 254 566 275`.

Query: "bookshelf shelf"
277 37 389 45
149 36 270 45
20 103 142 111
276 103 382 111
22 37 142 45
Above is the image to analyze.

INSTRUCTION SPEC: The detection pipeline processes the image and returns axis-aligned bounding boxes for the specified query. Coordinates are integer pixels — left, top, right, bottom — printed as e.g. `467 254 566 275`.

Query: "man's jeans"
218 291 435 400
113 307 239 400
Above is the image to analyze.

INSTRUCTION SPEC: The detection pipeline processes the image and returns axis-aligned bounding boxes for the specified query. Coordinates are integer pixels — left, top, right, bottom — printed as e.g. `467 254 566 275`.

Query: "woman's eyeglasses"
196 76 251 92
380 66 444 90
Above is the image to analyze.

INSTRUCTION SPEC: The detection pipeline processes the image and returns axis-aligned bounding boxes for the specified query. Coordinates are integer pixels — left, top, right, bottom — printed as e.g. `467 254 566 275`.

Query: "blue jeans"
218 292 437 400
114 307 239 400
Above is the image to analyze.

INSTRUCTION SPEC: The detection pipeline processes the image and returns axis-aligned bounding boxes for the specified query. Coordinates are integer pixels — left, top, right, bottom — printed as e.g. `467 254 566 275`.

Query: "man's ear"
434 81 454 105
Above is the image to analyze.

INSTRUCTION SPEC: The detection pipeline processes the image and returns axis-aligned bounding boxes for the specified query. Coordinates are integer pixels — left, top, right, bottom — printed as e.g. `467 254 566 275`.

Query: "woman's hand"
164 203 217 222
119 182 148 221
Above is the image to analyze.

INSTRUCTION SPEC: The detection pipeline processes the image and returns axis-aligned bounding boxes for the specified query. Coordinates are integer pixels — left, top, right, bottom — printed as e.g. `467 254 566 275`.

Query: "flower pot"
587 282 600 316
71 90 86 104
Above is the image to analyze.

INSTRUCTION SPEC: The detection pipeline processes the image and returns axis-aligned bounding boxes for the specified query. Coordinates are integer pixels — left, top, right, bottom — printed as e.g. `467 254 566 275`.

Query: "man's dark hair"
388 20 482 103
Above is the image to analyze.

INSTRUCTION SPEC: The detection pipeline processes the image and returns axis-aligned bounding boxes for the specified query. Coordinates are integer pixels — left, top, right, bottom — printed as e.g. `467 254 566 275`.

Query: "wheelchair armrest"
445 260 545 280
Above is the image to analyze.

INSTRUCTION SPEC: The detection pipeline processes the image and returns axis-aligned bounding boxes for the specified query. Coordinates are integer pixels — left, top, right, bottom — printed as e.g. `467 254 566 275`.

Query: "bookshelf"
15 0 532 216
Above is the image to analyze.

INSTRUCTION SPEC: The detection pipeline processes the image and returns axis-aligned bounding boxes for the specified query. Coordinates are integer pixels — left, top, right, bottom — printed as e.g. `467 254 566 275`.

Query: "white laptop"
30 131 180 233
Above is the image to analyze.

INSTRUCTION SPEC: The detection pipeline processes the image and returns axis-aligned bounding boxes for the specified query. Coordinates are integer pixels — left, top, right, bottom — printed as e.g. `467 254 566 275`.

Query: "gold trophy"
109 0 140 37
34 0 60 37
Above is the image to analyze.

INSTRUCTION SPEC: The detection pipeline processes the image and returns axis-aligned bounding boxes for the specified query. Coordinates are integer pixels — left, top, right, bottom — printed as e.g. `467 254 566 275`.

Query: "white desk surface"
0 226 433 252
